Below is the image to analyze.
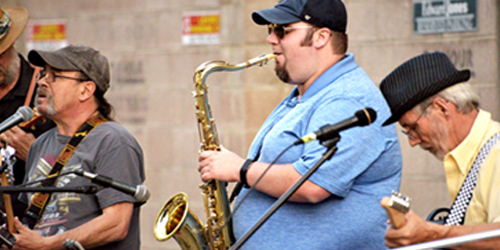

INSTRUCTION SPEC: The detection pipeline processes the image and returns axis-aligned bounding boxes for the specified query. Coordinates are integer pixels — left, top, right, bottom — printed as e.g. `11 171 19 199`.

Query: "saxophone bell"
154 193 208 250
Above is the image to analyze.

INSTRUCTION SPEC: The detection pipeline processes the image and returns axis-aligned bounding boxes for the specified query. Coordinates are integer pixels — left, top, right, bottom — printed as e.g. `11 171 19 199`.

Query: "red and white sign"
26 20 68 51
182 11 220 45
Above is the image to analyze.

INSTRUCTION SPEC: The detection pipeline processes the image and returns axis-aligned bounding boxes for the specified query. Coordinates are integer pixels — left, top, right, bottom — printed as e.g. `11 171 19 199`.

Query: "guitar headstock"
0 147 16 235
0 147 16 185
381 191 411 229
2 166 14 185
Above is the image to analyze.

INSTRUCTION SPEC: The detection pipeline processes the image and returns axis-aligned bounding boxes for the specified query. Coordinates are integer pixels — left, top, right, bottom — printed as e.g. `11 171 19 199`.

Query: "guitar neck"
0 174 14 233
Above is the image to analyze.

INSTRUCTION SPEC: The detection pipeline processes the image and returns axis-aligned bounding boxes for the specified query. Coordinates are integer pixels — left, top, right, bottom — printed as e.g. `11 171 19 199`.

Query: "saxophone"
154 53 277 250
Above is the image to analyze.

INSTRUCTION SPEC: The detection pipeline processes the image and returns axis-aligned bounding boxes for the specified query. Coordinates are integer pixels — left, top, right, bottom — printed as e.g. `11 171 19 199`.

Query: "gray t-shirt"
24 121 145 250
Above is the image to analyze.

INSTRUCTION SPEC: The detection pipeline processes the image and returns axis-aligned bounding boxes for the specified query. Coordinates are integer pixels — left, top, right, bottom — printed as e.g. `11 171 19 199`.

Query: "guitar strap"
23 65 41 107
23 115 108 229
445 132 500 225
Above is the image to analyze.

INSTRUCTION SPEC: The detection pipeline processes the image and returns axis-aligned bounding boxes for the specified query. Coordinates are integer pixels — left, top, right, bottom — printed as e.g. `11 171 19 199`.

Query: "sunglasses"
267 24 314 39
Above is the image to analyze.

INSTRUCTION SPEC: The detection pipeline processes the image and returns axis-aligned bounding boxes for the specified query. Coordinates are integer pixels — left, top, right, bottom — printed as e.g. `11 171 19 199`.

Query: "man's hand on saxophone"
198 145 244 183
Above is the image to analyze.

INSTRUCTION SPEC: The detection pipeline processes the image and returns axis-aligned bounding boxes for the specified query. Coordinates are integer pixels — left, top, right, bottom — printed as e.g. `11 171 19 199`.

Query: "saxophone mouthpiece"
255 53 277 66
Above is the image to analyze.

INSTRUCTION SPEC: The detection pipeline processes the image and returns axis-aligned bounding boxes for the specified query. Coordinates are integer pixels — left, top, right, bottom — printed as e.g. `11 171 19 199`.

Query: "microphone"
0 106 34 134
294 108 377 145
74 170 150 203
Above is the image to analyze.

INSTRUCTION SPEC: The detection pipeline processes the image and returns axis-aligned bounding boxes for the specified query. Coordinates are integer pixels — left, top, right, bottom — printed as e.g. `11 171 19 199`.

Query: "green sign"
413 0 477 34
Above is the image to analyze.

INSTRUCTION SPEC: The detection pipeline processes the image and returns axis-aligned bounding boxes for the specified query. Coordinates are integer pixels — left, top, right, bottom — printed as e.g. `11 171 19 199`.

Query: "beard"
425 115 451 161
275 63 290 83
35 88 57 116
0 51 20 87
274 32 314 84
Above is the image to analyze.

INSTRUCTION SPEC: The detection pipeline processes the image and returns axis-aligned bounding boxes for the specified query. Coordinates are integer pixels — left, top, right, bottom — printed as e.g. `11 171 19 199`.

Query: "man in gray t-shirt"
13 45 145 250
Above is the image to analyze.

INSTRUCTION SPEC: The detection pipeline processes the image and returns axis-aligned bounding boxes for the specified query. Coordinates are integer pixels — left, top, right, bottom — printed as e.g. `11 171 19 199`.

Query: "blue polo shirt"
233 54 402 249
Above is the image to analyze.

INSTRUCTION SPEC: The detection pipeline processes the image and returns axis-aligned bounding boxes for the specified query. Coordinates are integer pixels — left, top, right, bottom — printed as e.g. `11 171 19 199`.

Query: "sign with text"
413 0 477 34
26 20 68 51
182 11 220 45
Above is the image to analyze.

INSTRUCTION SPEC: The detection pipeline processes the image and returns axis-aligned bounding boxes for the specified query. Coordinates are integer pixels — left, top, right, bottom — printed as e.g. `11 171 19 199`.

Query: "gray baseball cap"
28 44 110 93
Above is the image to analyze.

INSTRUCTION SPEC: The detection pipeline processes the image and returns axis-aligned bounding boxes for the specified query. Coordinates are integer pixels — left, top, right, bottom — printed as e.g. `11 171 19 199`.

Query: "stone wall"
1 0 498 249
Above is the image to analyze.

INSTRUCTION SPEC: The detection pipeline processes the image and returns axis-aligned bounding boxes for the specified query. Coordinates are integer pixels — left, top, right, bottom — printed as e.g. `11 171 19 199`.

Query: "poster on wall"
413 0 477 34
26 20 68 52
182 11 220 45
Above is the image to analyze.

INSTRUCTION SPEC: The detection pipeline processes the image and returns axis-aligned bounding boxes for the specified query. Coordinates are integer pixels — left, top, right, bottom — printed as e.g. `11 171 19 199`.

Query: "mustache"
36 87 49 97
35 87 52 105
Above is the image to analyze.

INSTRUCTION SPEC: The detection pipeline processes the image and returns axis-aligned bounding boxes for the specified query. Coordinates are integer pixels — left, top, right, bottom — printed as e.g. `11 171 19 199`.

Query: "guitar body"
426 207 450 225
380 191 411 229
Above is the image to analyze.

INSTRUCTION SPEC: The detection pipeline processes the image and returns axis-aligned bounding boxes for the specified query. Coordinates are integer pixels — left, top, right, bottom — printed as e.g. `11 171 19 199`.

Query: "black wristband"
239 159 254 188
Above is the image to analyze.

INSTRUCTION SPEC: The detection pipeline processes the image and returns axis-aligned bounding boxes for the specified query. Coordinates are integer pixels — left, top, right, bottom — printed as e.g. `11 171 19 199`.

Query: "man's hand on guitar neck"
384 210 447 248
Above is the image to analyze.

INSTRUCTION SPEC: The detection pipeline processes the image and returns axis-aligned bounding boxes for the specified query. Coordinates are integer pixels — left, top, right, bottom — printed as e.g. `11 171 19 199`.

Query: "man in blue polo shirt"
198 0 402 248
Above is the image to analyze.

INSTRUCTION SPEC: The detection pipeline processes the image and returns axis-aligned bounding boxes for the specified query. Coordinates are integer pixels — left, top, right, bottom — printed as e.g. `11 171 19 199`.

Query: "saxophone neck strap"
24 115 108 228
445 132 500 225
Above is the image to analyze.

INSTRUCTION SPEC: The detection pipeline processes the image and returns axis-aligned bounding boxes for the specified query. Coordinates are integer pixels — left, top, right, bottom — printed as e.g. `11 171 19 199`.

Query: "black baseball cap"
252 0 347 33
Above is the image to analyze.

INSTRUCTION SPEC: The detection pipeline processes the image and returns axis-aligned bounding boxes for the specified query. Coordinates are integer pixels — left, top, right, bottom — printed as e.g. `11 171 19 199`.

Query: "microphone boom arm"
0 185 98 194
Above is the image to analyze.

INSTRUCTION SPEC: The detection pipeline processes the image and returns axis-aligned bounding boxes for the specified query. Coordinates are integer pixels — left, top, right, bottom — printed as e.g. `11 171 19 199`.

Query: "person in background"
0 5 55 222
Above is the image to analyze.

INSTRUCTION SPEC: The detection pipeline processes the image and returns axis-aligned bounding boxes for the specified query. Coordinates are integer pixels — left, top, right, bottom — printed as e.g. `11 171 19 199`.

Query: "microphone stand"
0 185 99 194
394 229 500 250
230 135 341 250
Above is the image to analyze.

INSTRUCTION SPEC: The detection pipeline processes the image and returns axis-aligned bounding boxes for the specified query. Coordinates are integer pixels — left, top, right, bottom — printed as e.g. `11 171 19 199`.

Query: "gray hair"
413 82 480 115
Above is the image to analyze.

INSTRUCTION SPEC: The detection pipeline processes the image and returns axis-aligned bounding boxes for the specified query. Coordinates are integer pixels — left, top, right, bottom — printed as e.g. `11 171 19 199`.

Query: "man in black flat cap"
198 0 402 248
380 52 500 249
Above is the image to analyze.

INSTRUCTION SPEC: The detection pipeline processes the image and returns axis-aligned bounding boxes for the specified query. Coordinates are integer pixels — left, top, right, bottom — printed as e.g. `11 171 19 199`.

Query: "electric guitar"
0 146 16 248
380 191 411 229
0 107 45 248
